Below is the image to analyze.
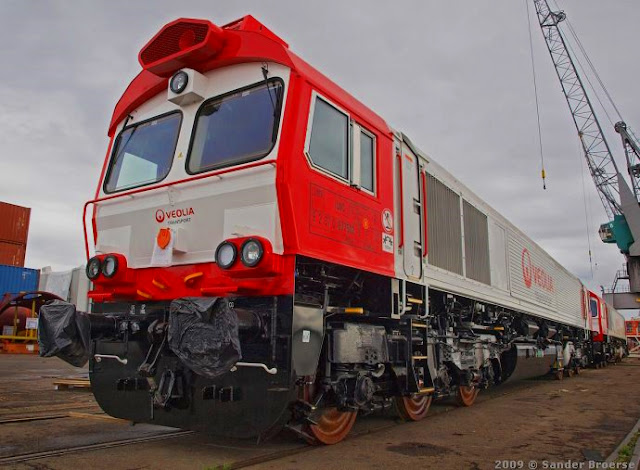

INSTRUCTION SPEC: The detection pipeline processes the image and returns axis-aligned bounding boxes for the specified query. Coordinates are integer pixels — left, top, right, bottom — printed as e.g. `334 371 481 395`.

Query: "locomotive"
38 16 627 445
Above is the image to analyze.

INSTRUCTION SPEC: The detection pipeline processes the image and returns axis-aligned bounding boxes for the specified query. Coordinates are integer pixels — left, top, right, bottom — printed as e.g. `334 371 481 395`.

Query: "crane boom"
615 121 640 201
532 0 640 300
533 0 622 220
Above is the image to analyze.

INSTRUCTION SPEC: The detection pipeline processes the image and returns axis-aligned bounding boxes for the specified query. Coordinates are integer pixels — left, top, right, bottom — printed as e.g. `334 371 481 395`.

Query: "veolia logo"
521 248 554 292
155 207 195 223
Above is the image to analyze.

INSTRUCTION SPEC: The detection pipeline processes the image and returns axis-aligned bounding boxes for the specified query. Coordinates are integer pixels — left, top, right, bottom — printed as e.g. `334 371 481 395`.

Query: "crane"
532 0 640 299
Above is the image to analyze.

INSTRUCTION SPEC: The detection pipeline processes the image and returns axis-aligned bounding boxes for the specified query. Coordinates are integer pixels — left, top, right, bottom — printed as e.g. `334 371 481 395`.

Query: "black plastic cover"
168 297 241 378
38 300 91 367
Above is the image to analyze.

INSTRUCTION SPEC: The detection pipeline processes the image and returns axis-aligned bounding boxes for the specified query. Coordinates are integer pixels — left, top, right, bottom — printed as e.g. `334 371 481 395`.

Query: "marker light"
241 239 263 267
102 255 119 278
170 71 189 94
215 241 237 269
86 257 101 280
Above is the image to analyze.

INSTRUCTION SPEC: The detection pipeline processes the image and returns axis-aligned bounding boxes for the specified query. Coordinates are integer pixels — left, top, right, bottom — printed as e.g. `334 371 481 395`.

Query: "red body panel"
89 252 295 302
92 16 397 302
588 290 606 342
275 61 395 277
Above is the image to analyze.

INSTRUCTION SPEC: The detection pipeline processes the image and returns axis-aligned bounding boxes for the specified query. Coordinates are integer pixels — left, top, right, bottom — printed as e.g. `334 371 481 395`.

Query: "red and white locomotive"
39 16 627 444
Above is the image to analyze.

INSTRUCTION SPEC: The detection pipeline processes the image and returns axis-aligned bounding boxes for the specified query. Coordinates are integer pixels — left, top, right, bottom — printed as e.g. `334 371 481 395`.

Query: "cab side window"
306 94 376 194
359 130 374 192
308 98 349 179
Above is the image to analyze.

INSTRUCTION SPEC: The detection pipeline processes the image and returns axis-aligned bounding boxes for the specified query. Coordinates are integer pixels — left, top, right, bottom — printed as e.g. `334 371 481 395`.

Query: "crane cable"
551 0 624 123
526 0 595 274
578 136 596 277
525 0 547 189
560 24 617 129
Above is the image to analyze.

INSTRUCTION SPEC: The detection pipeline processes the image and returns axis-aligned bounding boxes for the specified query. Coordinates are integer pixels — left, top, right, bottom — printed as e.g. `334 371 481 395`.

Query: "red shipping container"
0 202 30 245
0 241 26 267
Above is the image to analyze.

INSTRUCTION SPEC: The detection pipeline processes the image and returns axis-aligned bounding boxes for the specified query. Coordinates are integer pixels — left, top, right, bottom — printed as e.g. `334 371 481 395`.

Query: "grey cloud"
1 0 638 315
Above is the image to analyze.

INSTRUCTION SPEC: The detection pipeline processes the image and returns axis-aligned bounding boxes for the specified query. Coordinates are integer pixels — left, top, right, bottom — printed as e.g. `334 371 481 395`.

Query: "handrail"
420 169 428 258
396 152 405 249
82 159 277 260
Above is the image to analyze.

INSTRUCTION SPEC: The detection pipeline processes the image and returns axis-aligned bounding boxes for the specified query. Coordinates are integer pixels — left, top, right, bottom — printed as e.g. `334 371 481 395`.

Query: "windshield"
104 112 182 193
187 79 283 174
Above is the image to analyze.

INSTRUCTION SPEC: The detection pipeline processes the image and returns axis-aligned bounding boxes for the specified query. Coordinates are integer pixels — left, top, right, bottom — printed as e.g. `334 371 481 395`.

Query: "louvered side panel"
463 200 490 284
427 174 462 275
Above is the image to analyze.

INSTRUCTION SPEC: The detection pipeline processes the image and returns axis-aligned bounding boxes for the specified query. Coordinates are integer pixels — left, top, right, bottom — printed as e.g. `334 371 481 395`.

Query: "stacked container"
0 265 39 297
0 202 30 267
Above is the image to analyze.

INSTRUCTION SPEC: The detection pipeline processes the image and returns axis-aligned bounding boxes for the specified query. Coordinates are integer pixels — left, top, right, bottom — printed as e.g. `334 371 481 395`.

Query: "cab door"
398 144 423 280
589 294 603 339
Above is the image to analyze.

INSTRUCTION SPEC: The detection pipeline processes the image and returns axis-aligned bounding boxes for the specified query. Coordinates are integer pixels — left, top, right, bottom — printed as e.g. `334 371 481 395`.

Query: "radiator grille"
463 200 491 284
427 174 463 275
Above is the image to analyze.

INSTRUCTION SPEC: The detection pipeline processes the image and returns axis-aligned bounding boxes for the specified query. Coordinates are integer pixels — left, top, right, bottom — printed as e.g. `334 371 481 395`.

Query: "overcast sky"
1 1 639 316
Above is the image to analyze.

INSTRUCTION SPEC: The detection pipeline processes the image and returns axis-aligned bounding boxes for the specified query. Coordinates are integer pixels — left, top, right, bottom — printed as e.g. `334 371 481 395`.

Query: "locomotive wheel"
574 366 581 375
395 394 433 421
456 385 479 407
565 367 575 378
307 407 357 445
554 370 564 381
301 381 356 445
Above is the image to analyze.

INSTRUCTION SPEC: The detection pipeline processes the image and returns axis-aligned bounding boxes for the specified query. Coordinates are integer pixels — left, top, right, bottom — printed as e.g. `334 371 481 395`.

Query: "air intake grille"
463 199 491 284
140 22 209 66
427 174 463 275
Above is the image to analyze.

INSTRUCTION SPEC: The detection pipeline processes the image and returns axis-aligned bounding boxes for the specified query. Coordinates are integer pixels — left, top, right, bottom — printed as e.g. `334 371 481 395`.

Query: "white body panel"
393 134 587 330
607 304 626 340
94 63 291 268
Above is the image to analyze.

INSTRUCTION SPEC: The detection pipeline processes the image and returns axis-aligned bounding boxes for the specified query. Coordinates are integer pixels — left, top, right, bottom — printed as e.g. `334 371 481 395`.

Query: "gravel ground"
254 358 640 470
1 355 638 470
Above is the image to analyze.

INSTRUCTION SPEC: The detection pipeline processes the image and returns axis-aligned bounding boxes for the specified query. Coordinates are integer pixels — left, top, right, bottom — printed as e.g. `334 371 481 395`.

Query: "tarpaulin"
38 300 91 367
168 297 241 378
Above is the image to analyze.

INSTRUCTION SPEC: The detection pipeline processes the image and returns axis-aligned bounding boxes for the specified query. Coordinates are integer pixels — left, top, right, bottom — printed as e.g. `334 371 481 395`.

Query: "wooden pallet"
52 378 91 391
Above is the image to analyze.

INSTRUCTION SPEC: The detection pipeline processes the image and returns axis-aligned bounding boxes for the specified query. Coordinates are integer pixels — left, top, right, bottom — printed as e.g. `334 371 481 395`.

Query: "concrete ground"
0 355 638 470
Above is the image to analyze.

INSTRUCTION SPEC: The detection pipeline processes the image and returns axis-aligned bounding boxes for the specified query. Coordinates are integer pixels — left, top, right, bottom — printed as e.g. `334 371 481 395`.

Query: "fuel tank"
500 343 559 383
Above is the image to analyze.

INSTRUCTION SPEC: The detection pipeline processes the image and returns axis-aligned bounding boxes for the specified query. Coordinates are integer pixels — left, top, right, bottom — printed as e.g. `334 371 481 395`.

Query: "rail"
0 374 591 466
82 159 277 259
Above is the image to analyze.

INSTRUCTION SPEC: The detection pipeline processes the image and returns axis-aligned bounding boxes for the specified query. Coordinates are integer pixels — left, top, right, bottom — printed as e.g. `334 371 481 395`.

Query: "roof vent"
139 18 226 77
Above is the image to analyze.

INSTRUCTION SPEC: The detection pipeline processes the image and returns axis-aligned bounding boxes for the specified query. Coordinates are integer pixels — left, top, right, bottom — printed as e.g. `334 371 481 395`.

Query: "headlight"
101 255 119 278
86 257 101 280
170 70 189 94
215 241 237 269
241 239 263 267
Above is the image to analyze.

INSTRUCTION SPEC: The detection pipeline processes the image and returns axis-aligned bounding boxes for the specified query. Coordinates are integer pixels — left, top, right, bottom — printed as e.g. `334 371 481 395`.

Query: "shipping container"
0 241 26 267
0 202 30 245
0 264 39 297
38 265 91 311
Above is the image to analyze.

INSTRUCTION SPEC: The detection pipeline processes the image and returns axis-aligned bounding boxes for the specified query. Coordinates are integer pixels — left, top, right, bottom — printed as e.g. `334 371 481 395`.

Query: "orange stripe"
136 290 152 300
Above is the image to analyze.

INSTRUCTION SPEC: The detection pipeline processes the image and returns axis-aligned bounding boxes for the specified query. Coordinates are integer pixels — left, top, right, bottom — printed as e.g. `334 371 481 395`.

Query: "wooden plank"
53 378 91 390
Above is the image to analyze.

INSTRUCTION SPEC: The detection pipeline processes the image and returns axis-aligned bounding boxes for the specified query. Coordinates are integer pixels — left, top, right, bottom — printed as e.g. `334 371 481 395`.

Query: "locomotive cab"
91 63 292 301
